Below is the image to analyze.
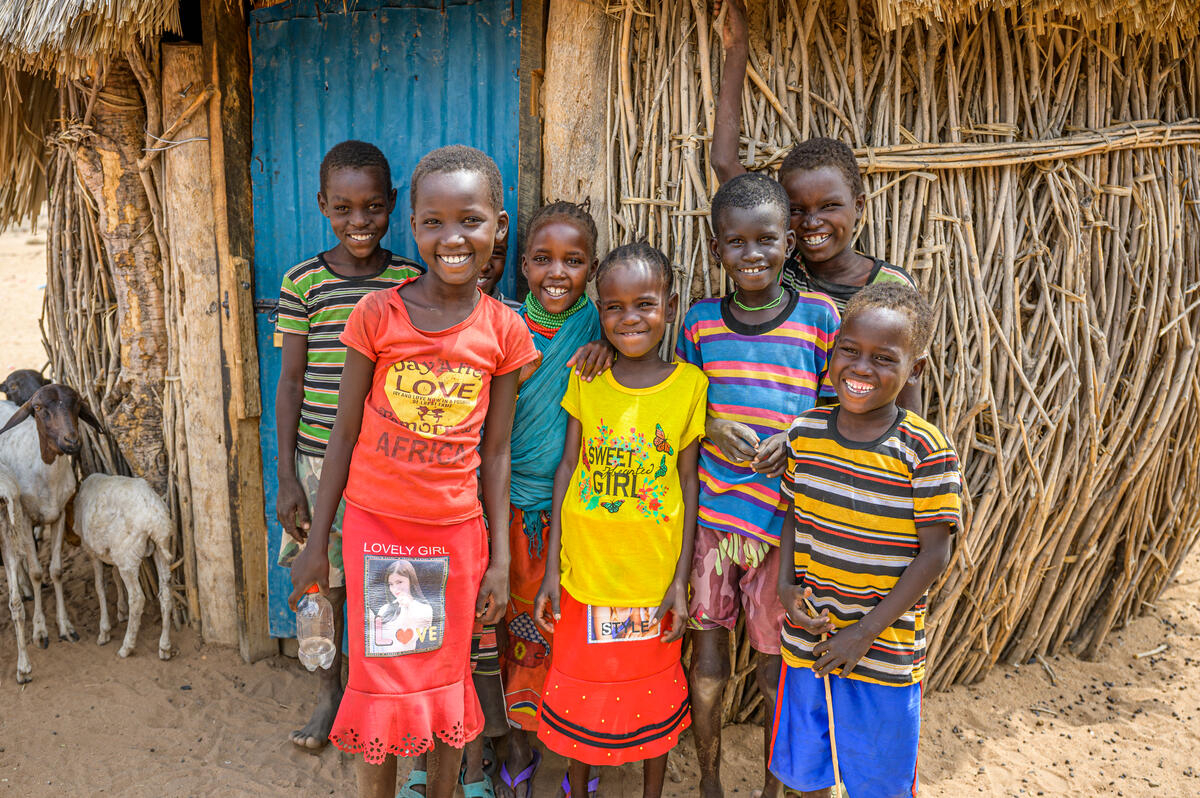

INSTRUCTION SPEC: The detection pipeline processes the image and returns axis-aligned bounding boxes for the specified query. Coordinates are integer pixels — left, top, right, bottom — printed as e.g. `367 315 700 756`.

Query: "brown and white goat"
1 467 35 682
0 384 102 645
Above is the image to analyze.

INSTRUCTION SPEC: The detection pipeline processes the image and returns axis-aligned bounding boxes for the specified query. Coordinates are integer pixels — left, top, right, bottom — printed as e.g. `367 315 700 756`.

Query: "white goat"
74 474 174 659
0 391 83 646
0 467 35 683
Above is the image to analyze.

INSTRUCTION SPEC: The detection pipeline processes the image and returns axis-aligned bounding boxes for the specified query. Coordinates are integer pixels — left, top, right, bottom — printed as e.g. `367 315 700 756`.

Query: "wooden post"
517 0 548 296
161 43 240 647
200 0 275 662
70 59 170 496
542 0 615 255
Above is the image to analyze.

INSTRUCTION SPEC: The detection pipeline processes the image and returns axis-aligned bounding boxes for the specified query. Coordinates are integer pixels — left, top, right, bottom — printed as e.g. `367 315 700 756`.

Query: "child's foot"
496 748 541 798
289 681 343 749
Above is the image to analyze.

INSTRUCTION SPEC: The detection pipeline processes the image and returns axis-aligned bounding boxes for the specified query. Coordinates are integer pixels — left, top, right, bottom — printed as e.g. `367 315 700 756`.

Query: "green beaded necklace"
732 287 787 313
524 292 588 330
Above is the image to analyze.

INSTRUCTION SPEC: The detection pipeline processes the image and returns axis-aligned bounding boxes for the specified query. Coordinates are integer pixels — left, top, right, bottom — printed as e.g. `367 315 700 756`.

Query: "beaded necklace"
732 287 786 313
524 292 588 331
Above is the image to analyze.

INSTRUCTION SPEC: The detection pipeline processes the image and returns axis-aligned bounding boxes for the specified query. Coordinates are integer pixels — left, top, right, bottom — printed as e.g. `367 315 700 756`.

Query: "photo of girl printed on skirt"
364 556 448 656
586 605 661 643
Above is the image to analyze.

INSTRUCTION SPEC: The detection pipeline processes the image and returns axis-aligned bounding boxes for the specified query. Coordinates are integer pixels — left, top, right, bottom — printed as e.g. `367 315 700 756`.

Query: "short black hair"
595 241 675 295
409 144 504 211
842 283 934 355
525 199 599 257
319 140 391 193
779 137 864 197
710 172 789 234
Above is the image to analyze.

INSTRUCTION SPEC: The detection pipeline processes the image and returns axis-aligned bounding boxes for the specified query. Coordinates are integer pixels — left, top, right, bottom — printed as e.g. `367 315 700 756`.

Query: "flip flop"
396 768 426 798
559 771 599 797
460 770 497 798
498 748 542 798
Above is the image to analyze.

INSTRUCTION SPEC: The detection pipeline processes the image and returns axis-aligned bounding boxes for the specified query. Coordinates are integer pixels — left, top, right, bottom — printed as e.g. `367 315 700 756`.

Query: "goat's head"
1 369 49 407
0 384 104 464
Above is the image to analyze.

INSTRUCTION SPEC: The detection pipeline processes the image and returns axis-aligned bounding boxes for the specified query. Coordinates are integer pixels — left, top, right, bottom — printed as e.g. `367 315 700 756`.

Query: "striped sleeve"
276 273 309 335
912 446 962 530
813 296 840 400
675 306 702 367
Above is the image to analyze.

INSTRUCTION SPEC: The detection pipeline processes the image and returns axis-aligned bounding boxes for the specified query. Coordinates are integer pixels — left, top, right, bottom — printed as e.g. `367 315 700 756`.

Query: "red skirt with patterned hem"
537 590 691 766
330 503 488 764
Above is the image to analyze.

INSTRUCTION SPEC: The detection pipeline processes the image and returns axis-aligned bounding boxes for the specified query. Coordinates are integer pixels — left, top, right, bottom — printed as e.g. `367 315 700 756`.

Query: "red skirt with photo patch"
536 590 690 766
330 503 488 764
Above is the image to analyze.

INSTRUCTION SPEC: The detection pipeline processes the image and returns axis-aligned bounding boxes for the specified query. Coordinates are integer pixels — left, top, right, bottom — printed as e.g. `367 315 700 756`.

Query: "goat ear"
0 401 32 436
79 402 105 433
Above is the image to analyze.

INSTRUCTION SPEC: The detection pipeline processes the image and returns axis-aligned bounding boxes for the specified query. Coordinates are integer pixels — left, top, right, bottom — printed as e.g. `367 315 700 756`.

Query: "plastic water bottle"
296 586 336 671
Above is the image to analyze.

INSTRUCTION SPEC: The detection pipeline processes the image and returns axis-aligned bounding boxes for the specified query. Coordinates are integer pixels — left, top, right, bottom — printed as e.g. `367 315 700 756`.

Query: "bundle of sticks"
604 0 1200 718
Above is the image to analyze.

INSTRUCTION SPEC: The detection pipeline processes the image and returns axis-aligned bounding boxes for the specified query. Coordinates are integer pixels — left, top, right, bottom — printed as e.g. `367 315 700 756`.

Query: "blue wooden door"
250 0 521 637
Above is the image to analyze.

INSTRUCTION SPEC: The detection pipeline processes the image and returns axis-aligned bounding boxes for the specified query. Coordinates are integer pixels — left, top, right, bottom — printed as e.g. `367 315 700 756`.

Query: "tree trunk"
72 58 168 496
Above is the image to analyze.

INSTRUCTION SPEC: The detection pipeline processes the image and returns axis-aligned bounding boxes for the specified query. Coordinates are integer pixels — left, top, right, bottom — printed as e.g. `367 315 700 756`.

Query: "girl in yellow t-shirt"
535 242 707 798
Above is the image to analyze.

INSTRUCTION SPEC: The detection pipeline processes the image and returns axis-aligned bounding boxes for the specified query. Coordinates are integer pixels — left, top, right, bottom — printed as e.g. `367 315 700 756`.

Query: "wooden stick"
801 594 842 793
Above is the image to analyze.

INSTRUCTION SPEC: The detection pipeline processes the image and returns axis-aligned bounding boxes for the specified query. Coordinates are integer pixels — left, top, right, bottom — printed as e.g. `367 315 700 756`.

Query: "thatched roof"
875 0 1200 38
0 0 179 228
0 0 180 77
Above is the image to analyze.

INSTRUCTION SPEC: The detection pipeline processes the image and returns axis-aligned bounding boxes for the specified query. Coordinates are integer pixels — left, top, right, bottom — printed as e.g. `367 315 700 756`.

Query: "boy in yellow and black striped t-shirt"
275 140 422 750
772 283 962 798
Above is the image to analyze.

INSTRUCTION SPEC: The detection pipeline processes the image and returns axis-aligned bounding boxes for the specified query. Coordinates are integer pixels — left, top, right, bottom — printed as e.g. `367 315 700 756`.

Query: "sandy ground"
0 221 49 376
1 225 1199 796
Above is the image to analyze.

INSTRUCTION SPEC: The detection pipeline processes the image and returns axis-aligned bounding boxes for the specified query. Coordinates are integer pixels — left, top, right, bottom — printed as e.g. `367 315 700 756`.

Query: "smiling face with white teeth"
521 219 596 315
829 305 926 440
317 166 396 274
710 203 795 316
781 165 868 280
411 169 508 290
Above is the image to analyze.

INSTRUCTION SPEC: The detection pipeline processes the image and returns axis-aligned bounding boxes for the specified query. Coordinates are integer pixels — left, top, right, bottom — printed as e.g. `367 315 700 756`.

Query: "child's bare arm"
776 496 835 635
656 438 701 642
711 0 750 183
477 369 520 624
534 416 582 634
811 522 953 677
288 349 373 607
275 333 310 541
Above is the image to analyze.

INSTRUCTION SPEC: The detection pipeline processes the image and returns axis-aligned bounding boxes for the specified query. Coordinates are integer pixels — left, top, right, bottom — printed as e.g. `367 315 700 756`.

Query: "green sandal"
460 771 496 798
396 768 426 798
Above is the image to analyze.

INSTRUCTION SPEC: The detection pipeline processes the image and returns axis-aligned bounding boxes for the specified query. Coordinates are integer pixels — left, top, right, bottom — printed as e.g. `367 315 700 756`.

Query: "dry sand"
1 225 1198 796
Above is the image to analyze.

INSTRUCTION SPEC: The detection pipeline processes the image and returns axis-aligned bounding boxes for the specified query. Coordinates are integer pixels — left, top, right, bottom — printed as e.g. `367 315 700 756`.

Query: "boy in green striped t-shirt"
275 140 422 750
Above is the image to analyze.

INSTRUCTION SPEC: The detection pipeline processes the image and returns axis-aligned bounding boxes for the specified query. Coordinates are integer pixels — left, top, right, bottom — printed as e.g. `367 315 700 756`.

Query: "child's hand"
533 577 561 635
567 339 615 382
751 431 788 477
276 476 310 542
714 0 748 50
780 585 835 635
287 543 329 610
706 417 759 463
812 623 875 678
476 564 509 624
653 579 689 643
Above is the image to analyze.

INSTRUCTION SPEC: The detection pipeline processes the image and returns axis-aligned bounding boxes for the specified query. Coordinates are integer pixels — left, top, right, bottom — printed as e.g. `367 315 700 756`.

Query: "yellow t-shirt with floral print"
559 363 708 607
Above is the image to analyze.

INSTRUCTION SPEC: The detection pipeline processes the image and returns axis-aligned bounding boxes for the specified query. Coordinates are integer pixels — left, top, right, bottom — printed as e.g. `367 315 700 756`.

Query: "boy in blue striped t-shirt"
676 172 840 798
275 140 422 750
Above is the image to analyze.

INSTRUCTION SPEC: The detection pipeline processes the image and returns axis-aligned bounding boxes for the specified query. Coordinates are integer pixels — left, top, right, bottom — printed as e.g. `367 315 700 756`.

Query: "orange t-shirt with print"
340 280 538 523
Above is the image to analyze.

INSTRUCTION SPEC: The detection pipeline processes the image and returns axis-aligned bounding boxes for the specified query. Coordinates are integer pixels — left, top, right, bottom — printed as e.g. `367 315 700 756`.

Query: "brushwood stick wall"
602 0 1200 702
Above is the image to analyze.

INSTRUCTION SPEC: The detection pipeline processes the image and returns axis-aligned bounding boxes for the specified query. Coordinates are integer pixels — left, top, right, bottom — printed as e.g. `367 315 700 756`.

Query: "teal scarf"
510 299 602 556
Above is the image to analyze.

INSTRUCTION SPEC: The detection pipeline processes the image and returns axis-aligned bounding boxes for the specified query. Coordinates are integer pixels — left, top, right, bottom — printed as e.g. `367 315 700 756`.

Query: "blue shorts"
769 663 922 797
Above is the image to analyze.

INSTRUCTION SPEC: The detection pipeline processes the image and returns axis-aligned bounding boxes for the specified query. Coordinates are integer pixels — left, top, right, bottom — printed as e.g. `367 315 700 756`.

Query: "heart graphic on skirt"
394 628 415 644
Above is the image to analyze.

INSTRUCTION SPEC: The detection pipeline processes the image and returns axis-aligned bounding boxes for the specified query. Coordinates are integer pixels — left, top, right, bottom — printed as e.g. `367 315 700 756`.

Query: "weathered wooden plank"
542 0 614 255
161 43 240 647
516 0 548 296
200 0 274 662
